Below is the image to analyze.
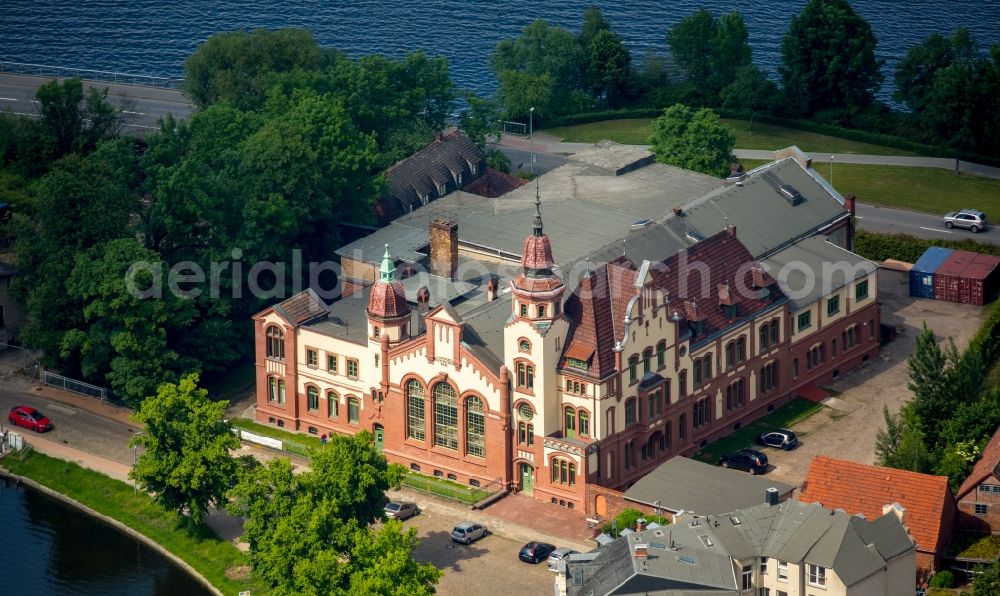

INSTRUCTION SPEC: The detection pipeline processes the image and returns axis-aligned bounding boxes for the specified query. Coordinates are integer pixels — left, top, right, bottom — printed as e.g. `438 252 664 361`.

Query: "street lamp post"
830 155 835 186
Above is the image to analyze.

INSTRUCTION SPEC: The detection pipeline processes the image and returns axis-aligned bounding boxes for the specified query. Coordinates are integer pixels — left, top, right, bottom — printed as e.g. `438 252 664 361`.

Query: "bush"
853 230 1000 263
969 298 1000 369
928 570 956 588
601 508 671 535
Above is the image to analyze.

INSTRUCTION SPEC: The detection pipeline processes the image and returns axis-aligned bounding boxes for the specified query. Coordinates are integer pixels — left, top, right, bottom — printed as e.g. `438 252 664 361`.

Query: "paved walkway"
499 133 1000 179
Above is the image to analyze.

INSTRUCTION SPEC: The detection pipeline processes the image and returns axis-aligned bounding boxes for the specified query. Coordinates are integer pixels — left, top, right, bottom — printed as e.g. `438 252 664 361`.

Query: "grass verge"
545 118 917 156
401 471 491 505
692 398 826 465
828 163 1000 216
228 418 320 457
0 450 254 595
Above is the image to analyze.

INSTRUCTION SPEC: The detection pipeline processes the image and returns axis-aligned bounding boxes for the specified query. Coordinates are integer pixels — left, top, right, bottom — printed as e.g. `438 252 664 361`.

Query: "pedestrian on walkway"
321 434 327 447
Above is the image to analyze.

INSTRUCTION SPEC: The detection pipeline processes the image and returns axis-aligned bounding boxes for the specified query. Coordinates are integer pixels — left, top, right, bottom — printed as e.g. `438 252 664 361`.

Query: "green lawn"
1 451 256 595
692 398 826 465
831 163 1000 216
545 118 918 156
401 472 491 505
229 418 319 457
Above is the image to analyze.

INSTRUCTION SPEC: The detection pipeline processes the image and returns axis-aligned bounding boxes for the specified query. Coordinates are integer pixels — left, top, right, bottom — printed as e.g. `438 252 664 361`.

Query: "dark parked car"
8 405 52 433
519 541 556 564
756 429 798 450
451 521 488 545
719 449 768 475
383 501 419 520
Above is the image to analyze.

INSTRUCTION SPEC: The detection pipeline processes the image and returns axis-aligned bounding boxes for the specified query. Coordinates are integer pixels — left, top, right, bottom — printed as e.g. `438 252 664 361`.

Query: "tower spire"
533 180 543 236
379 243 395 282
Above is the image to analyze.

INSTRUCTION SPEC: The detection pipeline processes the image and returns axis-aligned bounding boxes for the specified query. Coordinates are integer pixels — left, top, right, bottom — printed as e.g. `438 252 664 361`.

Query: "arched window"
642 348 653 375
516 362 535 390
625 398 636 426
578 410 590 436
770 320 780 345
537 305 546 318
266 326 285 360
278 380 286 403
433 383 458 450
551 457 577 486
737 336 746 363
564 407 577 439
628 354 639 382
466 396 485 457
406 380 425 441
760 325 770 351
656 341 666 369
704 354 712 380
725 341 735 369
348 396 360 423
327 390 339 418
307 386 319 411
268 377 278 402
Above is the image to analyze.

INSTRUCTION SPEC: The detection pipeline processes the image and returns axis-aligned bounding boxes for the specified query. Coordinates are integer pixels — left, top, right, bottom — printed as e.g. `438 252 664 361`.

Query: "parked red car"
8 405 53 433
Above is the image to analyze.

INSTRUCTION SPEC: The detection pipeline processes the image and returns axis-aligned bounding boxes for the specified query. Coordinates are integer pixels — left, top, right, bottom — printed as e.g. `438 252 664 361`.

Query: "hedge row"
853 229 1000 264
969 295 1000 368
540 107 1000 169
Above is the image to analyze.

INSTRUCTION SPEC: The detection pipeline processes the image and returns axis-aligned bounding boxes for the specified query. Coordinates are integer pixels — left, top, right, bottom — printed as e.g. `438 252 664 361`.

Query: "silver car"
944 209 988 233
547 547 579 571
383 501 419 520
451 521 488 544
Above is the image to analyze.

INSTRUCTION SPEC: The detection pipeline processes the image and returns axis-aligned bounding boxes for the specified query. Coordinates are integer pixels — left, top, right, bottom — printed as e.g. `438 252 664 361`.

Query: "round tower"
511 190 564 322
367 244 411 343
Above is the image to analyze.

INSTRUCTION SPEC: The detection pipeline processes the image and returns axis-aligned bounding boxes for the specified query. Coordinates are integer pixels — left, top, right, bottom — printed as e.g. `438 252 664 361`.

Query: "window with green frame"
855 279 869 301
347 359 359 378
628 355 638 382
797 311 811 332
327 390 338 417
348 397 360 423
307 387 319 411
567 357 588 369
564 407 576 438
656 341 666 368
625 398 636 426
827 296 840 316
579 411 589 436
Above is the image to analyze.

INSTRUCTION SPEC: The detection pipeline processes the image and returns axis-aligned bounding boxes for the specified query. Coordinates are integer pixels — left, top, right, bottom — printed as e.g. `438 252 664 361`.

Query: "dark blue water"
1 1 997 102
0 476 211 595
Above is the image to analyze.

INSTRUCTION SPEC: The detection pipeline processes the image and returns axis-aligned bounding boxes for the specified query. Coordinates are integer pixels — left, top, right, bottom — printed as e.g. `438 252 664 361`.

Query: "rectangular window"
643 352 651 374
777 560 788 581
807 564 826 587
759 589 770 596
868 318 875 340
348 398 359 423
793 358 799 379
624 441 635 470
327 354 338 373
679 371 687 398
797 311 811 332
407 395 424 441
579 412 589 436
625 400 636 426
976 503 988 515
656 344 665 368
347 359 359 378
760 557 767 573
694 359 702 386
567 357 588 369
268 378 278 401
679 414 687 439
328 393 338 418
981 484 992 492
770 321 779 345
306 349 318 368
307 388 319 411
856 279 869 301
993 485 1000 494
827 295 840 316
742 564 753 590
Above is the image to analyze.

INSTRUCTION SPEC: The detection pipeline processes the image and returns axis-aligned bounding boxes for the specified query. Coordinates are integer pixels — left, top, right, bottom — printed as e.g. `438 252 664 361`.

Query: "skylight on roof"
677 555 696 565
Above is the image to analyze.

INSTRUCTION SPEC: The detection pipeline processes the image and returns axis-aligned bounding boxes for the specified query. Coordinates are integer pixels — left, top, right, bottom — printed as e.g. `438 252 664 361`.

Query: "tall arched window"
278 380 286 403
433 383 458 450
327 390 339 418
348 396 360 423
725 341 735 369
770 320 780 344
760 325 770 351
268 377 278 402
466 396 485 457
406 380 425 441
642 348 653 375
737 336 746 363
307 386 319 411
551 457 576 486
628 354 639 382
266 326 285 360
564 407 577 439
656 341 666 369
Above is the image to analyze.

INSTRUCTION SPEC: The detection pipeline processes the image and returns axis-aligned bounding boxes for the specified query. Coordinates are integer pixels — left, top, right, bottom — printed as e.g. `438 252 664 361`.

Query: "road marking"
920 227 952 234
121 110 145 115
0 97 18 101
854 216 863 219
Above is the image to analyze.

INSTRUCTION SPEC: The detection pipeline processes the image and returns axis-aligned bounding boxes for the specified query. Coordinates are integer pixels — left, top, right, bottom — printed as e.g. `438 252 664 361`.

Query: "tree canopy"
648 104 735 177
129 374 239 525
228 432 438 594
779 0 883 118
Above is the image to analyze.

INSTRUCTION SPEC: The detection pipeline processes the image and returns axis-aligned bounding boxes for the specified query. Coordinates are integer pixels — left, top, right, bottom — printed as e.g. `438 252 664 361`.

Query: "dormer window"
420 194 429 206
471 163 478 175
456 172 463 185
438 183 446 196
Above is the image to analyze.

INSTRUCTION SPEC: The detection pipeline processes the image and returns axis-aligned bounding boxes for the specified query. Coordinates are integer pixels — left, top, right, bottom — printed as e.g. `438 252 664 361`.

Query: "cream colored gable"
427 305 460 325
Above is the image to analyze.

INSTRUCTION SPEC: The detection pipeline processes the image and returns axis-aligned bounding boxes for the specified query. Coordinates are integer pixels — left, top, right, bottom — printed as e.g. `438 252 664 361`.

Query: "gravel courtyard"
765 268 988 487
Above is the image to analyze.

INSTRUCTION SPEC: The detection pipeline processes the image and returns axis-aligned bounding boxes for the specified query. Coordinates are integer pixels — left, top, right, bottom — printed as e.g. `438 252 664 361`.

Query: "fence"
501 120 527 137
0 61 183 89
41 370 109 400
0 344 38 376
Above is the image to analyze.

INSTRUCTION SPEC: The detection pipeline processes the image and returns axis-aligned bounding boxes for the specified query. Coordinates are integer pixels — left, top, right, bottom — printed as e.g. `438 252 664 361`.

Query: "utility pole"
529 106 535 178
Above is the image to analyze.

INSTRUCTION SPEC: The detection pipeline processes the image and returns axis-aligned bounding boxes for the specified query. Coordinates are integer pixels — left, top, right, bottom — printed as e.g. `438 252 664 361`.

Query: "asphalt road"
0 378 139 465
0 72 193 132
855 202 1000 245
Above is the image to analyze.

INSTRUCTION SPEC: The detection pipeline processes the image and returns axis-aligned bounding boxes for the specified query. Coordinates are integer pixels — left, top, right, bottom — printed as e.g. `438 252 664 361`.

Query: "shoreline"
0 464 224 596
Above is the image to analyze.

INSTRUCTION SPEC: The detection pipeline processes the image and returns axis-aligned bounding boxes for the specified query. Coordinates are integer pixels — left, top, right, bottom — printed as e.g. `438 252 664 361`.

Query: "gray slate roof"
676 158 849 259
762 235 877 311
623 456 794 516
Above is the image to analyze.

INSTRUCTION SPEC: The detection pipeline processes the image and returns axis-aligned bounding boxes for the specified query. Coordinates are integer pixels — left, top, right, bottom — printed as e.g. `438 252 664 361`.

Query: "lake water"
0 476 210 596
1 0 997 102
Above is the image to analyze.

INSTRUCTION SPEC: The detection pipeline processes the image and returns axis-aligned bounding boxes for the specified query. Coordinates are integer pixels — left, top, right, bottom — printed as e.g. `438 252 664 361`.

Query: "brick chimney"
430 219 458 280
844 194 856 217
726 223 737 237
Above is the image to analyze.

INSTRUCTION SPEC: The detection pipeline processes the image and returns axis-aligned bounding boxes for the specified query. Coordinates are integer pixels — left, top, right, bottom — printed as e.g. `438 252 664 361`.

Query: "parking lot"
398 504 555 596
764 268 988 486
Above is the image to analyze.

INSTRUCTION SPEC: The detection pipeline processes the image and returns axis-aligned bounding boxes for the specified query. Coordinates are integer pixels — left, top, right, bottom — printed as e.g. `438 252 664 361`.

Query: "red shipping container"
934 250 976 303
933 250 1000 305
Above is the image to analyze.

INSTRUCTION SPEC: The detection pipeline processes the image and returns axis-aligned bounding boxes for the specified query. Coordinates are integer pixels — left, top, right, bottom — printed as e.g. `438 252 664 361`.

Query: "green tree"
458 91 500 149
707 13 753 98
230 433 437 594
130 374 239 525
667 9 715 91
719 65 781 114
182 28 322 110
490 19 585 119
585 29 633 108
973 561 1000 593
894 32 957 117
578 4 611 51
61 239 198 406
648 104 735 177
779 0 883 118
906 323 949 447
874 404 902 467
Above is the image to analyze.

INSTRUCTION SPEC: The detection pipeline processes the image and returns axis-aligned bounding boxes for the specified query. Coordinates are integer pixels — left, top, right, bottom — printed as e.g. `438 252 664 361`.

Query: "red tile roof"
272 289 327 326
957 426 1000 499
521 233 555 271
562 266 617 379
800 455 954 553
367 280 410 319
462 167 528 198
